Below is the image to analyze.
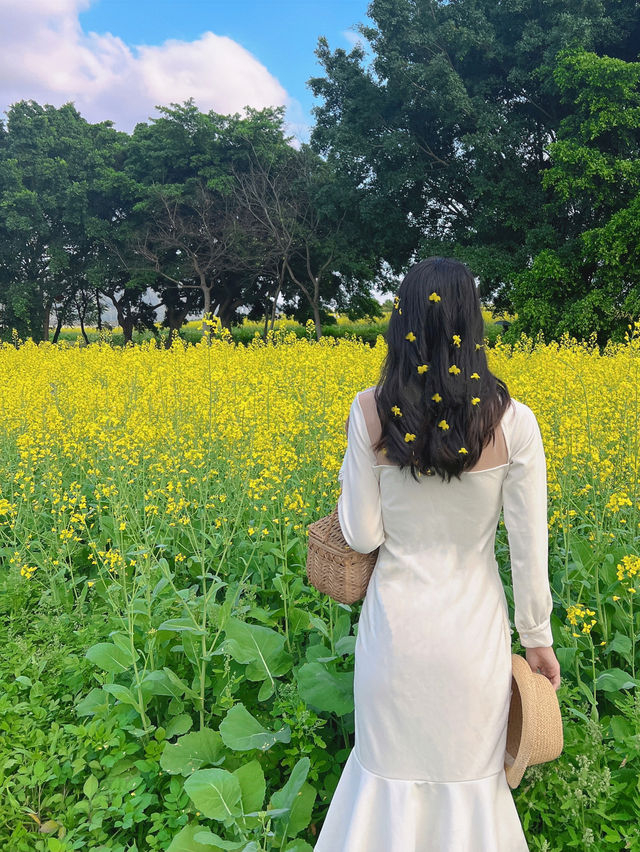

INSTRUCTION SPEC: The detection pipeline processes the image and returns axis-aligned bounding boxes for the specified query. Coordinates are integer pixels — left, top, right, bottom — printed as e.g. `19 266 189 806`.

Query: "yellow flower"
452 334 461 347
394 296 400 310
428 292 441 302
119 521 126 531
470 372 480 379
248 527 255 535
417 364 429 374
471 397 480 405
448 364 461 375
438 419 449 430
458 447 468 454
405 331 416 342
612 595 620 601
475 343 483 350
432 392 442 402
404 433 416 442
391 405 402 416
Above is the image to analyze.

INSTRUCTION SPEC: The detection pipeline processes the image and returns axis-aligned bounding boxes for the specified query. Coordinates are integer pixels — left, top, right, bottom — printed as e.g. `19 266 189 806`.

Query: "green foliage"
509 49 640 347
309 0 640 340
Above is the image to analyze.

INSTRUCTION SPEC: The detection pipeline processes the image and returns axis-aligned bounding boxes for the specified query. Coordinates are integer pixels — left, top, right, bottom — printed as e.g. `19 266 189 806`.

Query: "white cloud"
0 0 307 135
342 29 366 49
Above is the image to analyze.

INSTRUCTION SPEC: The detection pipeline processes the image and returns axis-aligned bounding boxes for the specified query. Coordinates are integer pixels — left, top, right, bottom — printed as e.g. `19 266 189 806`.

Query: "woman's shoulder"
502 396 543 458
354 387 382 450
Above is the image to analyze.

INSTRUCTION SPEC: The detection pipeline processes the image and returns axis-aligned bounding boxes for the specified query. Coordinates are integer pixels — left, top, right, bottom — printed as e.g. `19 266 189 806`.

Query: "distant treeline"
0 0 638 346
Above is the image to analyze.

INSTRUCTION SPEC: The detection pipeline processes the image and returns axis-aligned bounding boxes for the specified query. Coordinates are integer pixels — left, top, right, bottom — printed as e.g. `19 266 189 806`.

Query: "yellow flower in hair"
475 343 483 350
471 397 480 406
432 392 442 402
404 433 416 442
452 334 461 347
417 364 429 374
458 447 468 454
438 419 449 430
405 331 416 342
470 372 480 380
448 364 461 375
391 405 402 416
394 296 400 310
399 309 402 314
428 292 441 302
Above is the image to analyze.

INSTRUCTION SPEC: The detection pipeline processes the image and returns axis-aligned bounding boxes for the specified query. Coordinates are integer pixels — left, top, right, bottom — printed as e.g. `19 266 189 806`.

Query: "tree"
0 101 124 341
308 0 640 325
233 141 380 339
510 48 640 345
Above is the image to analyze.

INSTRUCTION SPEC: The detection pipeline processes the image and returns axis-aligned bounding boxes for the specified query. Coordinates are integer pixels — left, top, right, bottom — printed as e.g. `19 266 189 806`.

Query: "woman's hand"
525 646 561 691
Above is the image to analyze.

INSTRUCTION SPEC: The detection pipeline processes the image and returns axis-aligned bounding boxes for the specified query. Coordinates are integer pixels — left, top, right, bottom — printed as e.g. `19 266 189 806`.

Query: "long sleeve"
337 393 385 554
501 403 554 648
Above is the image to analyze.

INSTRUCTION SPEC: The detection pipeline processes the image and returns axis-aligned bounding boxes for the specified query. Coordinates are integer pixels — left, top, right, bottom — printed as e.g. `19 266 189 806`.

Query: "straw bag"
306 490 380 604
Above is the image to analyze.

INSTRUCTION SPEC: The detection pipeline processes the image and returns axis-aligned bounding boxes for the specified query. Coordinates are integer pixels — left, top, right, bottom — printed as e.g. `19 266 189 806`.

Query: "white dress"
313 391 554 852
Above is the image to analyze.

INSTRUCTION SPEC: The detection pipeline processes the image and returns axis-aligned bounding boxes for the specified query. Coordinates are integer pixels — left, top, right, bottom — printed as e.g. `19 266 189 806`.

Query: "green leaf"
219 703 291 752
269 756 310 818
158 617 206 635
162 666 202 701
609 714 634 744
140 669 185 698
295 662 354 715
75 687 110 717
223 617 292 697
166 823 221 852
595 668 639 692
83 775 99 800
285 781 316 837
606 632 633 658
554 646 577 671
102 684 140 709
165 714 194 739
232 759 265 813
193 831 244 850
85 642 137 674
160 728 225 776
184 768 243 822
284 841 314 852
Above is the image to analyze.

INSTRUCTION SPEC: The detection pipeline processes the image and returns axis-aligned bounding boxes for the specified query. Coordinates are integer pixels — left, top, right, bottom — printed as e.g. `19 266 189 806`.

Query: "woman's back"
314 388 553 851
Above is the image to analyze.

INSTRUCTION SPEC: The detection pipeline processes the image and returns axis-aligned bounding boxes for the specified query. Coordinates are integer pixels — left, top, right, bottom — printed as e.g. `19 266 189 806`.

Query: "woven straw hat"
504 653 564 789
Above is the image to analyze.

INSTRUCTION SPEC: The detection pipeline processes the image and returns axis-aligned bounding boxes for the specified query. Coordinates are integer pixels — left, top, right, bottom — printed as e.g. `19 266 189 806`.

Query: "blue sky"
80 0 371 119
0 0 371 139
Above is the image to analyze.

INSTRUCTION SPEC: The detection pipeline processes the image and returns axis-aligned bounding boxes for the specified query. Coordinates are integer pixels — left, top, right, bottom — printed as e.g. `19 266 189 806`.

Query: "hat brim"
504 654 563 789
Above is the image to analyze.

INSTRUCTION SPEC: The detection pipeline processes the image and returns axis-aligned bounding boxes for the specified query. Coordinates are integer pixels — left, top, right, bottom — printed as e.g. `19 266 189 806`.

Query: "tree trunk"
201 281 212 340
52 313 65 344
165 305 190 349
79 309 89 344
96 289 102 331
115 304 134 343
42 300 52 342
312 301 323 341
121 319 134 343
270 269 284 332
51 295 74 344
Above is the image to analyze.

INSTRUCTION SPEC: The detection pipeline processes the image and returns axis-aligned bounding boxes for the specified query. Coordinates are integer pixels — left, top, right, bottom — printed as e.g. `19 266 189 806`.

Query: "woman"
313 257 561 851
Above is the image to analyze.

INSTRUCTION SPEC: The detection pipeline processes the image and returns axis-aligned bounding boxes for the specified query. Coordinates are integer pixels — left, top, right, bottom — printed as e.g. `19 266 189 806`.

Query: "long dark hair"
373 256 511 483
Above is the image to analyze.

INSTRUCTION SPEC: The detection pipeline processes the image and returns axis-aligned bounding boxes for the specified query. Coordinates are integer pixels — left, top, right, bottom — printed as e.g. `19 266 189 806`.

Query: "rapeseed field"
0 320 639 850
